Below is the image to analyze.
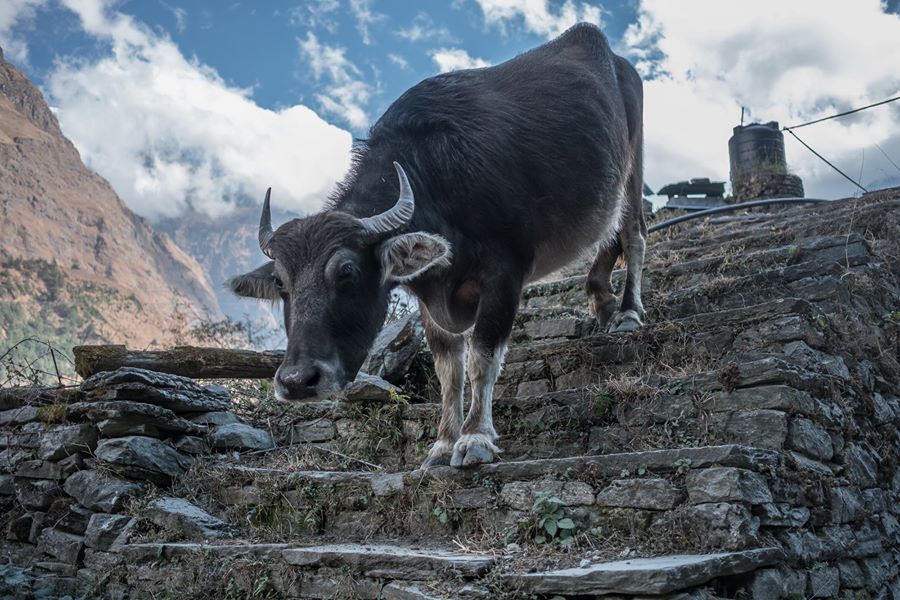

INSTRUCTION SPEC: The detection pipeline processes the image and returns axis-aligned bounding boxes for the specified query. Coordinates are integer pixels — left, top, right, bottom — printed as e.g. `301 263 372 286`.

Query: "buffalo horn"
358 162 415 236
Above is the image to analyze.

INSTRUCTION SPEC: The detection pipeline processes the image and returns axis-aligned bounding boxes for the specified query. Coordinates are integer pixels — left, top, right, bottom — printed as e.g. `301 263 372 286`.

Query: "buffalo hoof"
450 433 500 468
420 440 454 469
607 309 642 333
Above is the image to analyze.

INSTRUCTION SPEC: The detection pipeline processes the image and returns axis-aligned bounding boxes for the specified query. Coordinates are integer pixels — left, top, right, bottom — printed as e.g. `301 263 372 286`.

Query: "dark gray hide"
230 23 646 468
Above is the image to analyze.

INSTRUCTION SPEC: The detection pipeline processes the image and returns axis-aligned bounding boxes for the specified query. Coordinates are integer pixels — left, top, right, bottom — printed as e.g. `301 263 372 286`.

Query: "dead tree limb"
73 345 283 379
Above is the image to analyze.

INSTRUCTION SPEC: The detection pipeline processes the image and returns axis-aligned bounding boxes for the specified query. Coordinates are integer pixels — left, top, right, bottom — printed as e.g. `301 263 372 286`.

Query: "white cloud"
625 0 900 198
431 48 490 73
397 12 455 43
348 0 384 45
289 0 340 33
298 32 372 129
160 1 187 34
0 0 48 64
44 0 353 219
475 0 602 39
387 53 409 70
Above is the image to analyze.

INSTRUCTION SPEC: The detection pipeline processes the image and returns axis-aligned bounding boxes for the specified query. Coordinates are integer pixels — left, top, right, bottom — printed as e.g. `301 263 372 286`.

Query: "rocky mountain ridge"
0 46 221 370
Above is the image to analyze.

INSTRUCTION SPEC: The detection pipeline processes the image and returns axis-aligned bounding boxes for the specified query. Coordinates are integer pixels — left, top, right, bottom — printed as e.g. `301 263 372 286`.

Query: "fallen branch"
73 345 284 379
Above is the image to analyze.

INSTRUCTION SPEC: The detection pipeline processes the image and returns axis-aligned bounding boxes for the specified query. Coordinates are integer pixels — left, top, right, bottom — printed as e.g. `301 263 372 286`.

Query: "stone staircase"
2 190 899 599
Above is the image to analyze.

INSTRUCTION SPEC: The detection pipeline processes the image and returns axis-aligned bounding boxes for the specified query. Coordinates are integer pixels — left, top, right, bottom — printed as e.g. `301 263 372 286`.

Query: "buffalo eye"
272 275 285 291
337 261 356 281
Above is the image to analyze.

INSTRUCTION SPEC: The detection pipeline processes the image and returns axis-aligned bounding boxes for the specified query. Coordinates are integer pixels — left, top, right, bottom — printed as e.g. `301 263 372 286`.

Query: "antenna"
740 106 745 126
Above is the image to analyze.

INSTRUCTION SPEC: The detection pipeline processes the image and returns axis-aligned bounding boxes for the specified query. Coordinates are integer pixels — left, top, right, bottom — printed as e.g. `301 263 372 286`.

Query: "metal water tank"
728 121 787 182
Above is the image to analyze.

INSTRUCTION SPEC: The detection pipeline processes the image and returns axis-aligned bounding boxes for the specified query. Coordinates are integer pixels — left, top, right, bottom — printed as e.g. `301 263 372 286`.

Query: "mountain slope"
0 47 221 373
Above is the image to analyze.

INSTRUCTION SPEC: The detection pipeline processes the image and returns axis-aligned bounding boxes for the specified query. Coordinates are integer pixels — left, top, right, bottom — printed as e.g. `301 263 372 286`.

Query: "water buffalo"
230 22 645 468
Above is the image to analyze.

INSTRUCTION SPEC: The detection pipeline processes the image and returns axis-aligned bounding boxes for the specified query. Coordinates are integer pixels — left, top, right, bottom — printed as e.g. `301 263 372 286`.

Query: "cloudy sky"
2 0 899 219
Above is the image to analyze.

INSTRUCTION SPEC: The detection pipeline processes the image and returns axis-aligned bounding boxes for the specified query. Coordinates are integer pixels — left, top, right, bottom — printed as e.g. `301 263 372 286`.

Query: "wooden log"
73 345 284 380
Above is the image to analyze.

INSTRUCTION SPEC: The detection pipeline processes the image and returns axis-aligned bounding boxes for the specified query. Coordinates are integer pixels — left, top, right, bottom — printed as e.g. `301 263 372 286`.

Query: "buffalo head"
229 162 450 401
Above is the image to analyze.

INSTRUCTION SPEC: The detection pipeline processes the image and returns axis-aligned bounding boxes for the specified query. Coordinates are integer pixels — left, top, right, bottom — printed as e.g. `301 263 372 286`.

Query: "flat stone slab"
81 367 230 413
507 548 783 595
282 543 494 579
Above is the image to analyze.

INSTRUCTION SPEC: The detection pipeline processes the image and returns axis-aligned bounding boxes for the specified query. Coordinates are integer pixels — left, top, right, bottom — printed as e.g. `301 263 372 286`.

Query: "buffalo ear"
228 261 279 300
379 232 451 283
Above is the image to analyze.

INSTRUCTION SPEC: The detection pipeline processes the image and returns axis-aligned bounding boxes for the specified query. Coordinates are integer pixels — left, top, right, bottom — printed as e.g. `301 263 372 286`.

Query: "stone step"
521 232 869 315
184 444 784 556
271 365 838 470
95 541 493 599
497 297 831 394
506 548 784 596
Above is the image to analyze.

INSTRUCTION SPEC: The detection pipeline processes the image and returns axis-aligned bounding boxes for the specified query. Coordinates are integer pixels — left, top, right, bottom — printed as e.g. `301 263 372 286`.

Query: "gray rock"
712 410 788 450
596 479 685 510
505 548 782 595
500 480 595 511
84 514 135 551
207 423 274 451
678 503 760 549
15 478 60 510
872 393 897 425
370 472 405 497
838 559 866 588
748 568 783 600
756 503 810 528
450 487 494 509
15 460 65 480
290 419 335 443
786 417 833 461
281 543 494 579
344 373 398 402
783 341 850 379
524 318 589 340
361 310 424 384
685 468 772 505
67 400 201 437
172 435 207 455
701 385 815 413
52 503 94 535
64 470 145 513
516 379 551 397
146 497 229 540
806 566 840 598
829 487 865 524
37 529 84 564
81 367 230 413
0 405 40 425
777 529 825 563
842 443 879 487
38 424 98 460
6 513 33 542
0 474 13 495
94 436 192 484
189 411 241 426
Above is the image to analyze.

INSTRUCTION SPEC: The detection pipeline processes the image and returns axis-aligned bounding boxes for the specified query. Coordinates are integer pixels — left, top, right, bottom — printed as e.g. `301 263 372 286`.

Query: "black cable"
785 128 868 193
648 197 838 233
782 95 900 131
874 142 900 176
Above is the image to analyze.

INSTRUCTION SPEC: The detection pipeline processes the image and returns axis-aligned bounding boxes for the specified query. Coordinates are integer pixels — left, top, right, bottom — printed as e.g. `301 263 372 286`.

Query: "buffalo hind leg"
608 173 648 332
451 275 520 467
586 238 621 329
420 305 465 468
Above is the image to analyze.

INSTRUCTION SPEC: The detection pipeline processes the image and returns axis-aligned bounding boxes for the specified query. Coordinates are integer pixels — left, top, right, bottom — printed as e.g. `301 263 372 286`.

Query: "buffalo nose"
276 365 322 400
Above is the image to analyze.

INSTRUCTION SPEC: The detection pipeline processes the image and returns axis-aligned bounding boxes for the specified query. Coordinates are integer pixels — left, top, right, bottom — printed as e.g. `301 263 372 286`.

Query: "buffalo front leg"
420 305 465 469
451 276 521 468
586 238 621 329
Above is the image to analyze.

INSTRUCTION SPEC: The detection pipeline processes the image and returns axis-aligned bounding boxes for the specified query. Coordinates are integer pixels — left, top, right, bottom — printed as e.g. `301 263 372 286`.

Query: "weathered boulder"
36 528 84 564
81 367 230 413
290 419 335 443
189 411 242 426
84 513 136 550
94 436 192 484
64 470 145 513
344 373 398 402
361 310 424 384
66 401 201 437
171 435 207 455
0 405 40 425
685 468 773 505
37 424 98 460
145 497 229 539
678 502 760 549
596 479 685 510
786 417 833 461
15 479 61 510
207 423 274 451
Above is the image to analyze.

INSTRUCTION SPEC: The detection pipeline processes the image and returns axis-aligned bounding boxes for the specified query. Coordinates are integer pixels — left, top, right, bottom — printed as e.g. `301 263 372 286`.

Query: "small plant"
518 494 576 545
674 458 693 475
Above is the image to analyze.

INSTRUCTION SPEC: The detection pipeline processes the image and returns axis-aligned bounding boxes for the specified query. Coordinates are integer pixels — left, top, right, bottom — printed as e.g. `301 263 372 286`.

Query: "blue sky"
15 1 639 125
2 1 900 219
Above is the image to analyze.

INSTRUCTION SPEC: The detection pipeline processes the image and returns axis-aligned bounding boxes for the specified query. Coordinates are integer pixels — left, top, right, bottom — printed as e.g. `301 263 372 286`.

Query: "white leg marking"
422 341 465 468
451 344 505 467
